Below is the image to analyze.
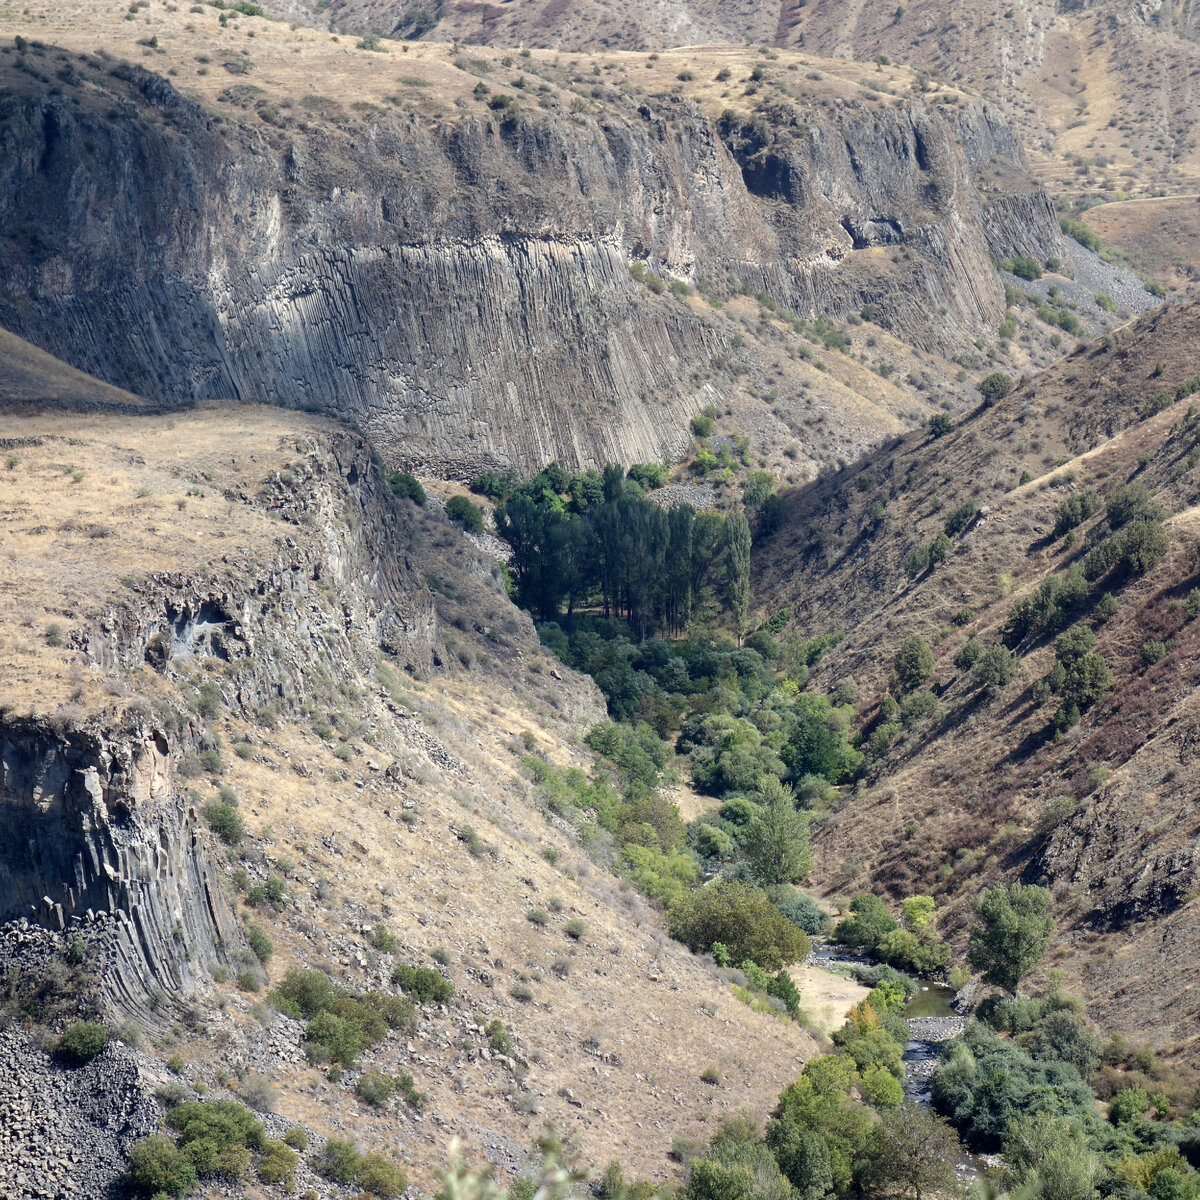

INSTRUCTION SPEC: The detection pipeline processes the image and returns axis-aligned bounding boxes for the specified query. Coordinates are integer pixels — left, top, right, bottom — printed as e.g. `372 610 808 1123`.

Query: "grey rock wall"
0 55 1064 474
0 717 239 1020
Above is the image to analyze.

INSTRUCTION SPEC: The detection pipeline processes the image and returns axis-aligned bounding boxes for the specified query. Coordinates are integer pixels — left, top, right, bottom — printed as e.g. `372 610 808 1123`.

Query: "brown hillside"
1083 196 1200 298
753 300 1200 1055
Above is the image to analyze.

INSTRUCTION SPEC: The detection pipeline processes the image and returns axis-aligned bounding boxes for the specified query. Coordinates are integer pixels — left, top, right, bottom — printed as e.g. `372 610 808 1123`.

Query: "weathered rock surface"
0 1023 160 1200
0 52 1063 474
0 719 240 1022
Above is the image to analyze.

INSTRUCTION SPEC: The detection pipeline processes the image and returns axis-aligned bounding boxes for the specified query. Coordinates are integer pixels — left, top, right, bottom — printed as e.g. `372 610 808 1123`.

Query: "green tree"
1002 1115 1099 1200
742 471 775 509
865 1101 962 1200
771 1055 875 1192
319 1138 364 1184
387 470 426 506
627 462 669 491
979 372 1014 403
901 896 935 933
127 1136 198 1196
968 883 1054 994
833 894 898 954
669 879 810 969
446 494 484 533
57 1020 109 1063
927 532 952 567
742 777 812 886
724 512 752 643
358 1153 408 1198
973 644 1016 695
890 635 934 696
766 1123 834 1200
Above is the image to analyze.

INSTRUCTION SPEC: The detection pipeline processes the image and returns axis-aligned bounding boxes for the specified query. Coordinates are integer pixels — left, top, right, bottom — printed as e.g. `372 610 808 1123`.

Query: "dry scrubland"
753 301 1200 1056
1082 196 1200 298
0 392 830 1186
0 0 968 120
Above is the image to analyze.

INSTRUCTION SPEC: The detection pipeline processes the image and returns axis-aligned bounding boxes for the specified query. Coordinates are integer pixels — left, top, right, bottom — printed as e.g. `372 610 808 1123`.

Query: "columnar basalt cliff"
82 429 443 688
0 417 564 1019
0 716 237 1019
0 50 1063 474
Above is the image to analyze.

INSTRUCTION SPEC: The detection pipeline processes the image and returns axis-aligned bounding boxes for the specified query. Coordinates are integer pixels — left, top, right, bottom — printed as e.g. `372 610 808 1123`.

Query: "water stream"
807 942 981 1182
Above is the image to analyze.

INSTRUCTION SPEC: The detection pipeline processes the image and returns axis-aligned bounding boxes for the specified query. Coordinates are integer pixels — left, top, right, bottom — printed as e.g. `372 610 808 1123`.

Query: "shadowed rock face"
0 716 238 1018
0 56 1061 474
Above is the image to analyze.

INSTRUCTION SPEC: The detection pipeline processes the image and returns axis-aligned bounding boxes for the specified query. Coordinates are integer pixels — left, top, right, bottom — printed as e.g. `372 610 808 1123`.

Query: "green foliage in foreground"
685 966 935 1200
127 1100 287 1195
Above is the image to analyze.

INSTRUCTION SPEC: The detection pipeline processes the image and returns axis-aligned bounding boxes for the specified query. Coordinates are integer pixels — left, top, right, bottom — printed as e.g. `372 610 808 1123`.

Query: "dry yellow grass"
0 388 821 1185
1081 195 1200 297
0 1 965 128
201 682 818 1185
787 964 870 1038
0 403 334 716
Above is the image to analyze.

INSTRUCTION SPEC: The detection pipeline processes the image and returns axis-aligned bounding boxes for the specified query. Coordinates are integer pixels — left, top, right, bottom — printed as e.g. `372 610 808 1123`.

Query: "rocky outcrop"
0 425 490 1017
83 429 442 695
0 716 238 1019
0 53 1063 474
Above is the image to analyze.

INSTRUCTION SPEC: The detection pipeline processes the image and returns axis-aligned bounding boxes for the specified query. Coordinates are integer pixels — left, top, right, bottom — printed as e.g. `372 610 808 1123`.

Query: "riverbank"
787 962 871 1037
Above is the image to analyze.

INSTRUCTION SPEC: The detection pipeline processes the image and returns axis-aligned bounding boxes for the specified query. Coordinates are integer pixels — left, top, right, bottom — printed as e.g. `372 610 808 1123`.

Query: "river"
807 942 982 1183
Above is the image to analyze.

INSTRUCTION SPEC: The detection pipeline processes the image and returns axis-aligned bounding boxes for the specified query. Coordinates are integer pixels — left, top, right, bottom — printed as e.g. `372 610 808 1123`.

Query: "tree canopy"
968 883 1055 994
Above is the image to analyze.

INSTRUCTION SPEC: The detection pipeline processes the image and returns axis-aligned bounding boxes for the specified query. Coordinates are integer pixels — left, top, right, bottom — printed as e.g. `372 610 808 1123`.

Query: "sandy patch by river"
789 963 871 1037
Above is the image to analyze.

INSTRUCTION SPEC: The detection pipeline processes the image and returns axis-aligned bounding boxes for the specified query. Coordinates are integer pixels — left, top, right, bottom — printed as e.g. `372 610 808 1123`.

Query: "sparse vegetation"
387 470 426 506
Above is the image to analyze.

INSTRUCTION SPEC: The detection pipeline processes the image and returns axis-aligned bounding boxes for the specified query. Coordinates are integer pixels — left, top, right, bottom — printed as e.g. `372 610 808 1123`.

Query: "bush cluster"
684 977 927 1200
319 1139 407 1198
127 1100 300 1196
391 963 454 1005
270 969 415 1066
833 894 949 976
668 879 810 970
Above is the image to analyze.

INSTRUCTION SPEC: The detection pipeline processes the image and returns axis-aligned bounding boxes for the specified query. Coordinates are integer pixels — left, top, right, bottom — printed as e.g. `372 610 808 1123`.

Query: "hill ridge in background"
285 0 1200 198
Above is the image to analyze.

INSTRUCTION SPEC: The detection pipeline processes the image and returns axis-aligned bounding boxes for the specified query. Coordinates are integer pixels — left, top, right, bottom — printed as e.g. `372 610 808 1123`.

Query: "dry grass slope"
753 300 1200 1056
0 339 821 1186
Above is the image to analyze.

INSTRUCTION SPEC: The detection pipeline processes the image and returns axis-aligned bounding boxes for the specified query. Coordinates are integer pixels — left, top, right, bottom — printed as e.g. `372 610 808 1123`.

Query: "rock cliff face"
0 52 1062 474
0 417 546 1017
0 716 237 1020
83 428 442 689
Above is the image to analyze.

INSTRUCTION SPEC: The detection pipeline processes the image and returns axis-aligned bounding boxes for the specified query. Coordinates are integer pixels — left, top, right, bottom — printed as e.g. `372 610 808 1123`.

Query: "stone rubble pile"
0 1027 160 1200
